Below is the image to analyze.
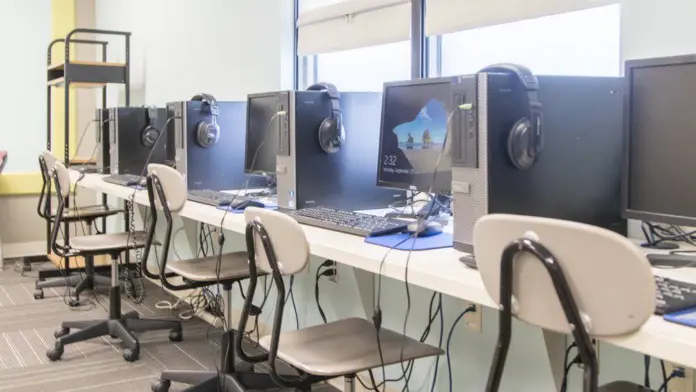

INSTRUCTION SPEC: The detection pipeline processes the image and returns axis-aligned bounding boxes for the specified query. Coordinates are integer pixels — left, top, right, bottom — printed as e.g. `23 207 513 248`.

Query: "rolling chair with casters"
34 151 123 303
139 164 266 392
204 207 442 392
45 161 183 363
475 214 655 392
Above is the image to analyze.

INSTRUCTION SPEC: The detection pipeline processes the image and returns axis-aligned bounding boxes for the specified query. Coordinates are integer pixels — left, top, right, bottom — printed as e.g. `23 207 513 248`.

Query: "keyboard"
654 275 696 315
187 189 249 207
291 207 409 237
103 174 143 187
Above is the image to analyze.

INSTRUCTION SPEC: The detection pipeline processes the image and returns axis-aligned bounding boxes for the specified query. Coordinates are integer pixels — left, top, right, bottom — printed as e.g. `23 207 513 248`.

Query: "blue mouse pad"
365 232 453 251
664 307 696 329
216 204 278 214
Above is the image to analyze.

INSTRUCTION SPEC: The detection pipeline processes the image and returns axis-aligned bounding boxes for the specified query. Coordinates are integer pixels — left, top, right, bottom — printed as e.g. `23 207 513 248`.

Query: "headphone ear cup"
507 118 537 170
197 122 220 147
317 118 341 154
141 127 160 148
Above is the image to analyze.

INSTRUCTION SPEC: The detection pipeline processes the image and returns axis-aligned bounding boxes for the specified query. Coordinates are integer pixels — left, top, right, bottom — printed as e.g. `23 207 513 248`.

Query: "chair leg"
181 377 220 392
58 321 110 345
124 317 183 342
36 274 82 289
344 375 356 392
72 275 91 299
159 371 217 386
109 319 140 362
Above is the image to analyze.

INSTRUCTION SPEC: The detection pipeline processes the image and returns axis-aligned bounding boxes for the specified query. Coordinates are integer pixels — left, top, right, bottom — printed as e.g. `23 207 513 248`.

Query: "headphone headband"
192 93 219 116
307 82 339 100
479 63 539 91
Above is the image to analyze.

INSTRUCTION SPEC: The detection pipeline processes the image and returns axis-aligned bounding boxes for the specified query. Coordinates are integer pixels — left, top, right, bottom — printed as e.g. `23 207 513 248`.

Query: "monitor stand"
386 194 451 220
641 241 679 250
647 253 696 268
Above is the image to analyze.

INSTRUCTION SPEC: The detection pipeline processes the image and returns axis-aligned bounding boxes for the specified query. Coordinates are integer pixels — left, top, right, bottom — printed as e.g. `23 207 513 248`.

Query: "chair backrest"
147 164 187 213
244 207 309 276
474 214 655 337
238 207 311 388
37 151 58 218
141 164 190 289
49 161 72 257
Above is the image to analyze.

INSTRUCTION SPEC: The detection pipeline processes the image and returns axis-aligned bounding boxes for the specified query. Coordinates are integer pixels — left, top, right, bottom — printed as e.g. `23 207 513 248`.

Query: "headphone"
141 106 161 148
191 93 220 148
480 64 543 170
307 82 344 154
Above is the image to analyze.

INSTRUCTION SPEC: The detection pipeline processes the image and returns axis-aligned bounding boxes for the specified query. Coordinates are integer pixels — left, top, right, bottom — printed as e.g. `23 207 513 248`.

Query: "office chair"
475 214 655 392
141 164 268 392
46 160 182 363
217 207 441 392
34 151 122 303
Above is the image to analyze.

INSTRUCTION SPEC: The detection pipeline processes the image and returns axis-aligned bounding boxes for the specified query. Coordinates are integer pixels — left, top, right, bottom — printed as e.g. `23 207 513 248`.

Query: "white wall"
95 0 294 107
622 0 696 62
0 1 51 173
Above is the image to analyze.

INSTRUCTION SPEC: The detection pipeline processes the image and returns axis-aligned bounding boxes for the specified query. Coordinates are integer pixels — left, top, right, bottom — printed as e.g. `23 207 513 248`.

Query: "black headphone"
480 64 543 170
191 93 220 148
141 106 160 148
307 82 344 154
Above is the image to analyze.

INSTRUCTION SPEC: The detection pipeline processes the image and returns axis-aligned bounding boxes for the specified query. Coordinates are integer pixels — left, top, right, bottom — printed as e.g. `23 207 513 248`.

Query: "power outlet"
664 363 693 392
463 302 482 332
328 261 338 283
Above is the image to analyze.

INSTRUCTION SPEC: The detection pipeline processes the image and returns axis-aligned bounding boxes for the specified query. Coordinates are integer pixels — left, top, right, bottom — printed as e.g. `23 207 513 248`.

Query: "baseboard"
2 241 46 259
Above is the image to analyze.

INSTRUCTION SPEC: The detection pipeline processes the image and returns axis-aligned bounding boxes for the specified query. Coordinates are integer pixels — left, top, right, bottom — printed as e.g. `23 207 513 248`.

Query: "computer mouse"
406 220 443 237
233 200 265 210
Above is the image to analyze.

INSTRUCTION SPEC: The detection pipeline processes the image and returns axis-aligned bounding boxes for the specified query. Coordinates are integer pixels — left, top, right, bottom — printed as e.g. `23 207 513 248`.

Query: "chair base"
47 285 182 362
152 329 303 392
34 273 110 304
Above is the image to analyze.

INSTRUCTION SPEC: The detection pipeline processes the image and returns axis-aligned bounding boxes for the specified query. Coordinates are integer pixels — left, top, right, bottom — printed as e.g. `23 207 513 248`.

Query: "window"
310 41 411 92
438 5 621 77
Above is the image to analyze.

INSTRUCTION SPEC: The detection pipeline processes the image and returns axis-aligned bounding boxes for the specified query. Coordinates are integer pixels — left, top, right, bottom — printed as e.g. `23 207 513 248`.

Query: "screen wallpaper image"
380 98 448 187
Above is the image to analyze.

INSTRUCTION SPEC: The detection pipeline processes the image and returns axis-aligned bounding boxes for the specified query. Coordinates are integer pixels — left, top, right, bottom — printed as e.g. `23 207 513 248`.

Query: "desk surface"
71 171 696 368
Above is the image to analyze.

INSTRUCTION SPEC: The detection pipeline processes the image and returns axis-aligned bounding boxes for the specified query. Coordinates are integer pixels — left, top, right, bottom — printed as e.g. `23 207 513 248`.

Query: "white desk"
71 171 696 372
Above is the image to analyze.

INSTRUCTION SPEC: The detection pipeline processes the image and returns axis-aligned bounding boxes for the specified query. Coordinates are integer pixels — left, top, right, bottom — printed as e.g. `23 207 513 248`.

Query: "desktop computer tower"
95 108 110 173
165 100 257 191
275 90 404 211
109 107 167 175
452 74 626 254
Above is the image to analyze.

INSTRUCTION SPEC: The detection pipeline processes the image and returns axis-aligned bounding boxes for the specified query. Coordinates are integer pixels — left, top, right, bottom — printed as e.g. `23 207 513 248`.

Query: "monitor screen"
626 59 696 223
377 80 452 193
245 94 279 174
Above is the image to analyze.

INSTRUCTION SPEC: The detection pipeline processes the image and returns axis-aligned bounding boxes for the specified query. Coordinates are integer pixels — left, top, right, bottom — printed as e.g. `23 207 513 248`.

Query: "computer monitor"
246 93 280 174
377 78 453 194
623 55 696 227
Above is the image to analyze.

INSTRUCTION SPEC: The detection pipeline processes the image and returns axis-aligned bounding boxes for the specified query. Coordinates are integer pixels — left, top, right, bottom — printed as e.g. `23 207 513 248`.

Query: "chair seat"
70 231 150 253
51 205 122 221
600 381 653 392
167 252 251 282
259 317 443 377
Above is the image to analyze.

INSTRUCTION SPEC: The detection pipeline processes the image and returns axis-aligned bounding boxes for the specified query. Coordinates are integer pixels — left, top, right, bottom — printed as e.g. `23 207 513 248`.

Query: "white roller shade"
426 0 617 36
298 0 410 55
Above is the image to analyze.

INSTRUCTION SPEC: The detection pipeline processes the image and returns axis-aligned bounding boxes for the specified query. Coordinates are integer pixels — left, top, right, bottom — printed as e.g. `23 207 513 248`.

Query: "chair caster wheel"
68 299 80 307
122 348 139 362
46 343 64 361
54 327 69 338
151 380 171 392
23 264 32 272
34 290 44 300
168 329 183 342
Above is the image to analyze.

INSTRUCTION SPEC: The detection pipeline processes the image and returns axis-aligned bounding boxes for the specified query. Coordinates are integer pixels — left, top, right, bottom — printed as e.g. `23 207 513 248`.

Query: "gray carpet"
0 260 244 392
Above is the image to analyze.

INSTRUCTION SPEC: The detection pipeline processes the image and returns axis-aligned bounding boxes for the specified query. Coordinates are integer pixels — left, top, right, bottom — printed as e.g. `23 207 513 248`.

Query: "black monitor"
377 78 453 193
623 55 696 227
245 93 280 174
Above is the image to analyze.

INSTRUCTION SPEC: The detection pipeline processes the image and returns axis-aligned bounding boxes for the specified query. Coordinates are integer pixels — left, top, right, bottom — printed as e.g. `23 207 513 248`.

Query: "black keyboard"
655 275 696 315
187 189 249 207
103 174 143 187
291 207 409 237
